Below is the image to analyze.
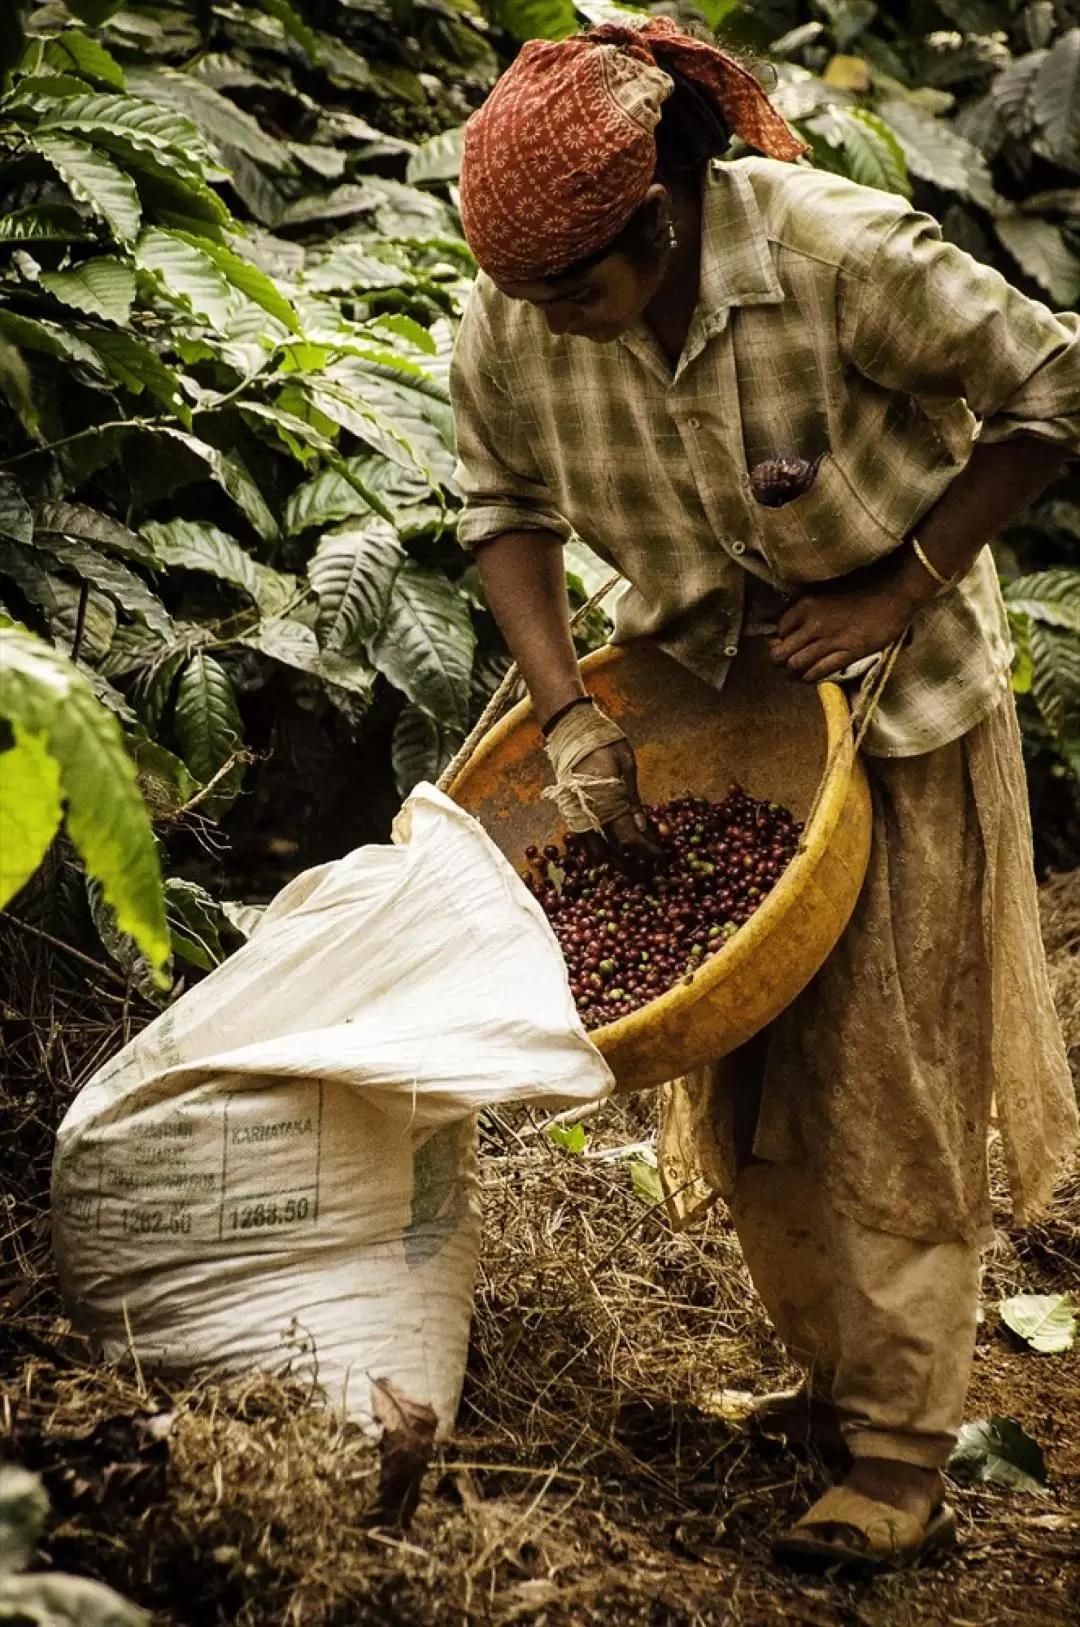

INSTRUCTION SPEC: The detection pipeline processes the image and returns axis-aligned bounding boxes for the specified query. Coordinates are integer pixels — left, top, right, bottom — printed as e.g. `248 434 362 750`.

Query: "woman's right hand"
574 739 665 860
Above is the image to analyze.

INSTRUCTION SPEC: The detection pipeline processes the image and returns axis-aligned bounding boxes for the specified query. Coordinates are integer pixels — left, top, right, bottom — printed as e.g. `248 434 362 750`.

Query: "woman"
449 17 1079 1568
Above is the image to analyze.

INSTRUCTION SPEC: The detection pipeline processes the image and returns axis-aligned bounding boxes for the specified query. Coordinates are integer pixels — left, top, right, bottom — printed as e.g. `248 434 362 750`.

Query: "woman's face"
496 186 672 342
497 250 666 343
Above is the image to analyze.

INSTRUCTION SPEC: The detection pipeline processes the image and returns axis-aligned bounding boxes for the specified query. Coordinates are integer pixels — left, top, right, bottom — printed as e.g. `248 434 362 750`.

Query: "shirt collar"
617 159 785 381
695 159 785 330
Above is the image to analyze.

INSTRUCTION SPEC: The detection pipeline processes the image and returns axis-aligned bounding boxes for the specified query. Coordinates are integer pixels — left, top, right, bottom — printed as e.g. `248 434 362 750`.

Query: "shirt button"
724 644 738 658
685 416 701 430
731 540 747 556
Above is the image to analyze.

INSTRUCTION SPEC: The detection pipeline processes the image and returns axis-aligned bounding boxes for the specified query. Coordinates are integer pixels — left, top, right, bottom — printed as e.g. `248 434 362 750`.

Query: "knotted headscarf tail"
459 17 807 286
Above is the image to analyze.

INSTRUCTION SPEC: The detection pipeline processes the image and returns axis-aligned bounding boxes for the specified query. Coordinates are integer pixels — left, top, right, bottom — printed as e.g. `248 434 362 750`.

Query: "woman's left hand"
768 578 922 682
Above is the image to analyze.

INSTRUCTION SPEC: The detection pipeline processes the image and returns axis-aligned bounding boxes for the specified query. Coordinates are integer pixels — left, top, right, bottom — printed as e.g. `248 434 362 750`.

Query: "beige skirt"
659 693 1079 1246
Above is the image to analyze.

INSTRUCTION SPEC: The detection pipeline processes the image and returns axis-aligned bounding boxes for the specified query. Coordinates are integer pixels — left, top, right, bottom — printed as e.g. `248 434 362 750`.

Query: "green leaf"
834 108 912 197
1034 28 1080 170
35 501 155 566
876 100 996 208
486 0 577 42
391 703 462 796
0 480 34 548
999 1293 1077 1355
47 578 117 665
154 429 279 541
30 132 142 243
37 92 221 186
0 207 95 243
370 560 476 732
0 309 107 377
630 1156 665 1205
546 1120 588 1155
140 517 262 601
309 524 405 652
406 125 465 187
0 333 38 438
948 1416 1048 1493
39 256 136 325
994 217 1080 307
65 0 126 24
125 65 296 173
132 737 199 821
0 722 64 907
165 876 225 971
240 617 375 700
173 651 245 817
1029 622 1080 740
136 226 234 329
44 30 127 89
37 535 173 638
1003 571 1080 635
285 453 427 533
75 326 187 415
253 0 321 61
172 232 301 333
0 622 168 974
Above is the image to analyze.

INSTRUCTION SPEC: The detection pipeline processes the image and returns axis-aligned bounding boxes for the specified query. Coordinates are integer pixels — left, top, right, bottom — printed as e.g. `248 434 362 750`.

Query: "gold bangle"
910 535 954 594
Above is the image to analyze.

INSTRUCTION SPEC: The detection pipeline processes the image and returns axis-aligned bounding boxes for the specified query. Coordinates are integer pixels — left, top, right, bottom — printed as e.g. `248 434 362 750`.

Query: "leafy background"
1 0 1078 997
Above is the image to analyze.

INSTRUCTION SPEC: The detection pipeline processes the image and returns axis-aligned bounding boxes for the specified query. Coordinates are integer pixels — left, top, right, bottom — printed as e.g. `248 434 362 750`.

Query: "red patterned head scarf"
459 18 806 285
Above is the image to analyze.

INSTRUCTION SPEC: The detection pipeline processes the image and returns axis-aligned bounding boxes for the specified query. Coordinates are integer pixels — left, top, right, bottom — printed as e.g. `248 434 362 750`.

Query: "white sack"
52 787 612 1434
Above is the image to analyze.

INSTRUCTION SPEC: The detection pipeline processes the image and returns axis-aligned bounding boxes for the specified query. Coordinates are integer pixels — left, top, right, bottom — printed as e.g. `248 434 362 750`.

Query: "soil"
1 875 1078 1626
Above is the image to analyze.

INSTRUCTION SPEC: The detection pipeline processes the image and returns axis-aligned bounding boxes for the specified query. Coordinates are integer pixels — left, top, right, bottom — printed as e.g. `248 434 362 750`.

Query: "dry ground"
1 877 1078 1627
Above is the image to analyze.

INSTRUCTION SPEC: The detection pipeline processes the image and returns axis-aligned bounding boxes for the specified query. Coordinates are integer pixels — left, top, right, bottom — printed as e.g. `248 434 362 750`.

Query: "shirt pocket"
751 451 902 586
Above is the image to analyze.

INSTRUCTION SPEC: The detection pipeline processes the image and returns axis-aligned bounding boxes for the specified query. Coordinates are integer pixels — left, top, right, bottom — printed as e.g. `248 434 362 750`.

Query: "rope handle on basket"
799 634 905 842
436 572 623 793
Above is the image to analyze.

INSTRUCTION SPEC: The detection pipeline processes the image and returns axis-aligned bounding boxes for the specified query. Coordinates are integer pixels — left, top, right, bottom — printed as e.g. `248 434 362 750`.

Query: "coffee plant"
1 0 1078 994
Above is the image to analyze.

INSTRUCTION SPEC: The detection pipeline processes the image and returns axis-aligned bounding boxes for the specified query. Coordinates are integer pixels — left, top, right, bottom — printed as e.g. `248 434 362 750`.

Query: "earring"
667 221 678 250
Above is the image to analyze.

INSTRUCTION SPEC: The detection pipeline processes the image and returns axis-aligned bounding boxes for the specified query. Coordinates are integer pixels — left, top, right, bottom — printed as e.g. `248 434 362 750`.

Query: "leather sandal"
772 1485 957 1572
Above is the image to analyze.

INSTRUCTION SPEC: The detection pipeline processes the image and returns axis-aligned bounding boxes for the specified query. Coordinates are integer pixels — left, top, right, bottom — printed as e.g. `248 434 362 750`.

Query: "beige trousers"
729 1158 980 1469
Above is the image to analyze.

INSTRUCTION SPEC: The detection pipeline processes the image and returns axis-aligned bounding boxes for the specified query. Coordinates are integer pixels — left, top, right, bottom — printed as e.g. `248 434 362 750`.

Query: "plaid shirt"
451 158 1080 756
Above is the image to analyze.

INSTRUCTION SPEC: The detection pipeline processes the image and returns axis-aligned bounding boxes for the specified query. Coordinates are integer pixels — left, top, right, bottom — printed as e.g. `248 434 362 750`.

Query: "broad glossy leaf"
0 334 38 438
309 524 405 652
37 92 220 184
46 578 117 666
0 623 168 971
0 309 106 377
254 0 321 60
155 429 279 541
35 501 154 565
877 100 996 208
391 702 461 796
0 480 33 548
39 256 136 325
1035 27 1080 170
949 1415 1047 1493
40 535 173 637
126 65 296 173
44 29 126 88
0 538 61 616
370 560 475 731
0 207 94 242
1003 570 1080 634
136 226 233 329
995 216 1080 307
172 231 301 332
165 876 225 970
485 0 577 43
30 132 142 243
0 723 64 906
406 125 465 187
141 517 262 601
173 651 245 816
822 107 911 197
240 617 375 699
1000 1293 1077 1354
75 325 187 415
1029 622 1080 741
132 738 199 821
